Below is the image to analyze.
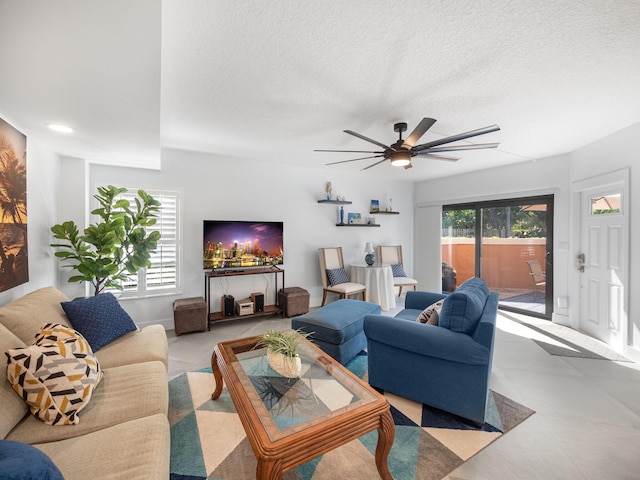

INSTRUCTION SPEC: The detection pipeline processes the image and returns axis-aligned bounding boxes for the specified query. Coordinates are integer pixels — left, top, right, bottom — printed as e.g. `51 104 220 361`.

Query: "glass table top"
225 337 378 442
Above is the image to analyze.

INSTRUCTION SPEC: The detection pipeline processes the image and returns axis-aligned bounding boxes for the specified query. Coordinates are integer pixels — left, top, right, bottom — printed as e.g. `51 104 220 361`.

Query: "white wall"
0 131 59 306
64 148 416 328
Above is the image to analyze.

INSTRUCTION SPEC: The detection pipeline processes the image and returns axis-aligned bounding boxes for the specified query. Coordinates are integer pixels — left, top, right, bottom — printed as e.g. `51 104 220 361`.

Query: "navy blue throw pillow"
326 267 349 286
0 440 64 480
61 293 137 352
391 263 407 277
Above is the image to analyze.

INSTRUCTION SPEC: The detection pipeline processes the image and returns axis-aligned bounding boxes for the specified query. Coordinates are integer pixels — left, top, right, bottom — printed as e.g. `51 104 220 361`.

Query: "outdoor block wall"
443 238 547 289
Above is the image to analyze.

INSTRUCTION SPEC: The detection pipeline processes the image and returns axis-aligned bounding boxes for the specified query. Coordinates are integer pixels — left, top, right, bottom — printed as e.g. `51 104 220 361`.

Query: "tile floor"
167 300 640 480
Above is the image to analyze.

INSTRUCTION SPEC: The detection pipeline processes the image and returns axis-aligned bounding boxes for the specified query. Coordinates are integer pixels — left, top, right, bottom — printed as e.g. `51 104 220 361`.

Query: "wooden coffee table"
211 332 395 480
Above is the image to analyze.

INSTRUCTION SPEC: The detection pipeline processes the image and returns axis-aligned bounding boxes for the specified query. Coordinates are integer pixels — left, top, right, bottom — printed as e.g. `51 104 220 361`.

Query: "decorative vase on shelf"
339 206 344 224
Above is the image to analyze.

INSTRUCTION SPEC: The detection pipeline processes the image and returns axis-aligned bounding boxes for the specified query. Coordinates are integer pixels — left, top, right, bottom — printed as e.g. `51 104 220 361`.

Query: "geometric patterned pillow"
5 323 103 426
33 322 85 345
326 267 349 286
417 300 444 325
391 263 408 277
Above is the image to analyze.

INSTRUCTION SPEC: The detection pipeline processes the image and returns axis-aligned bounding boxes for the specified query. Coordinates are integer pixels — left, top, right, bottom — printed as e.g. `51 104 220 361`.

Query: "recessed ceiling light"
46 123 73 133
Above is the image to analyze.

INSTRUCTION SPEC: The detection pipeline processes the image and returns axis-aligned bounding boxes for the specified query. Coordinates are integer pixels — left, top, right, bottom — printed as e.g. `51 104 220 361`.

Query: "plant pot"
266 350 302 378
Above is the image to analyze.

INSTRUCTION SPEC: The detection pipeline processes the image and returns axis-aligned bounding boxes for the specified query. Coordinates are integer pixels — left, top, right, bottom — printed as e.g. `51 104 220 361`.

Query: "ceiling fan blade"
344 130 390 150
427 142 500 153
361 158 388 170
414 152 459 162
325 155 384 165
403 118 436 147
315 149 383 154
413 125 500 152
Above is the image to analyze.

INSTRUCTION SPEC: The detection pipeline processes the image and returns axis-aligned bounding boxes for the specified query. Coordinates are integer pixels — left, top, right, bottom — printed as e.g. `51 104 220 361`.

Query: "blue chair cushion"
326 267 349 286
390 263 407 277
292 299 381 344
61 293 137 352
0 440 64 480
439 277 489 334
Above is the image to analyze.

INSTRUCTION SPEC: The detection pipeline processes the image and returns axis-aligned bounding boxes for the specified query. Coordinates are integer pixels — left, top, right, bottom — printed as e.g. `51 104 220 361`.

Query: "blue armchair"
363 277 498 425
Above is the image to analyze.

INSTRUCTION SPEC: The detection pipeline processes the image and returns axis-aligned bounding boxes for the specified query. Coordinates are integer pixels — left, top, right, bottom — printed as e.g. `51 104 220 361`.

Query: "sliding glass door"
442 195 554 318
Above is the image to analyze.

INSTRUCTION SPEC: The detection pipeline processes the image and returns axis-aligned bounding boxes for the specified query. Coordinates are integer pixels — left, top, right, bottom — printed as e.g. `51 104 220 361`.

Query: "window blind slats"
109 189 180 295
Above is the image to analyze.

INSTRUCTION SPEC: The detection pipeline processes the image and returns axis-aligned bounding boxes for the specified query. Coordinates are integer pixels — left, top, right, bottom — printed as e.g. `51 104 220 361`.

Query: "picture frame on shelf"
370 199 379 213
348 212 362 224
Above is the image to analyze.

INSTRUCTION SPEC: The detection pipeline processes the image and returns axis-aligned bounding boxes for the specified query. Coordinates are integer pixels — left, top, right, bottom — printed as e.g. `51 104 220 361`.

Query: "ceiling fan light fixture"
390 151 411 167
317 117 499 172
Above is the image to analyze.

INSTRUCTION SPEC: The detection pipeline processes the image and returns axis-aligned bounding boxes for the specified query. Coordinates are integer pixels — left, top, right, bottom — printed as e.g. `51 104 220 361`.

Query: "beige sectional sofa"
0 286 170 479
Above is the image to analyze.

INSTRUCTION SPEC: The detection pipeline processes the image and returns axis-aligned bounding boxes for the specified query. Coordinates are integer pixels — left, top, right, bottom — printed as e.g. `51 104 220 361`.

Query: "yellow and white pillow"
5 323 102 426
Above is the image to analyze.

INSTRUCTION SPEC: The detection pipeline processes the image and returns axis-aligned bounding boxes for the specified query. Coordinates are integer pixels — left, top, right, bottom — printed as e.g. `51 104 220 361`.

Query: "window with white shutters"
111 189 180 297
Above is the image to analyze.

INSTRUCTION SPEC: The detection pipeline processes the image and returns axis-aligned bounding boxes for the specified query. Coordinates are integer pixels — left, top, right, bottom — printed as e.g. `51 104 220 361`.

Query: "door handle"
576 253 585 273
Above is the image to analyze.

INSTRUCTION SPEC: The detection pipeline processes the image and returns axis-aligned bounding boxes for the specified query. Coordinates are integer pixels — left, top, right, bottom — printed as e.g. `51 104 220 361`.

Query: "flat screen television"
203 220 284 270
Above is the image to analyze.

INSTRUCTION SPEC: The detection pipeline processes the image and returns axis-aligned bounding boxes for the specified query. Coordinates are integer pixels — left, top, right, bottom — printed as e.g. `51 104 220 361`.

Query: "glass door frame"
443 194 554 319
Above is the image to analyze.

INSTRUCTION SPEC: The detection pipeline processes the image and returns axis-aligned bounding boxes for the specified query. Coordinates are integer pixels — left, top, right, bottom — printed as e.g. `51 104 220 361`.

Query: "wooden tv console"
204 267 285 326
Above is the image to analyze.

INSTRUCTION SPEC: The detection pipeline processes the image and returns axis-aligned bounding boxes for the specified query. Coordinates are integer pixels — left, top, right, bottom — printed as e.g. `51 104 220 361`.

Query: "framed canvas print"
348 212 362 224
0 117 29 292
370 199 379 212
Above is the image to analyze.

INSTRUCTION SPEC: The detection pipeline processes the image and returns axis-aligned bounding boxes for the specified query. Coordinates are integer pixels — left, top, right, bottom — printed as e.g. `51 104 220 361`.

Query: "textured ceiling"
1 1 640 181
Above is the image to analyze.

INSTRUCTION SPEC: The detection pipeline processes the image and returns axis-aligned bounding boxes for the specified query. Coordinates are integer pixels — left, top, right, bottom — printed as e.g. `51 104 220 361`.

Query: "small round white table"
350 263 397 312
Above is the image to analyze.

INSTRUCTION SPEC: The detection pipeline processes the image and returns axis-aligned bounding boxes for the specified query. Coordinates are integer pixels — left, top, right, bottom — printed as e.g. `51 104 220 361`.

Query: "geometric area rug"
169 353 534 480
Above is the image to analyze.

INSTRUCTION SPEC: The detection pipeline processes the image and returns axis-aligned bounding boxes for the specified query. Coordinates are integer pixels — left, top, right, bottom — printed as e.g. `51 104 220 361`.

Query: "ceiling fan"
315 117 500 170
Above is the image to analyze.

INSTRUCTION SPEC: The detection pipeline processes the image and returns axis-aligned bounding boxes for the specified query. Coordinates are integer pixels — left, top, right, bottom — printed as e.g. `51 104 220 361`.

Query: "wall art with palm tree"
0 117 28 291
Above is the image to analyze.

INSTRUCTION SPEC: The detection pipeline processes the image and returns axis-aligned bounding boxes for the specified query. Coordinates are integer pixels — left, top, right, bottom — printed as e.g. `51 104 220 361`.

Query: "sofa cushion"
34 414 170 480
417 299 444 325
0 286 71 345
439 277 489 334
94 324 169 369
5 323 103 426
0 324 30 439
390 263 407 277
326 267 349 286
0 439 64 480
61 293 137 352
6 360 168 445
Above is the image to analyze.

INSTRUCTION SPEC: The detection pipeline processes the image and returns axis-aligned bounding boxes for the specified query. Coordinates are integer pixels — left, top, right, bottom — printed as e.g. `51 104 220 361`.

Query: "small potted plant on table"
257 330 310 378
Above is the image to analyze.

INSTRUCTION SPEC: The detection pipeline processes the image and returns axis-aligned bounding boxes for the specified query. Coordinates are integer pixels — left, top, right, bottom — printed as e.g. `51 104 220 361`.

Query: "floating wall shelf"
336 223 380 227
318 200 352 205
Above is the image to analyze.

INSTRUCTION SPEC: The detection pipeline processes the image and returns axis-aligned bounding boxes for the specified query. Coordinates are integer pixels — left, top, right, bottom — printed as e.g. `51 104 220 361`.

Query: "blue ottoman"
291 299 381 365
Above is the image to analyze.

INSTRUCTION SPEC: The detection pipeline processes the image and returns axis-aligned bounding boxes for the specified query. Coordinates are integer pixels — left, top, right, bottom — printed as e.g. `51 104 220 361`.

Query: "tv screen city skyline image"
203 221 283 269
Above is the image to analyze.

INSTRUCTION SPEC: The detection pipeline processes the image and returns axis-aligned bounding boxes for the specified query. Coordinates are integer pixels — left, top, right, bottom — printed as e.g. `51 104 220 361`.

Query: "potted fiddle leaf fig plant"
256 329 311 378
50 185 161 296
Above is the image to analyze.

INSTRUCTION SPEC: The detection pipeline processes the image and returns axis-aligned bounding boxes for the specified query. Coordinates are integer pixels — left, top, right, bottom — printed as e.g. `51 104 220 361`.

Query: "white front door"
578 185 627 353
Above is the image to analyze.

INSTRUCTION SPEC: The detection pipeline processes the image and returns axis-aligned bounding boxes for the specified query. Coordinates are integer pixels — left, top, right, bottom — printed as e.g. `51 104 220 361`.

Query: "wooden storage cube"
278 287 310 317
173 297 207 335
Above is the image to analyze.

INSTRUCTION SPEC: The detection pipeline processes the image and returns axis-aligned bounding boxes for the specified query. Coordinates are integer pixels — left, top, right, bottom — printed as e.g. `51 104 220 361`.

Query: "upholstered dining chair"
318 247 366 306
378 245 418 296
526 259 546 300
